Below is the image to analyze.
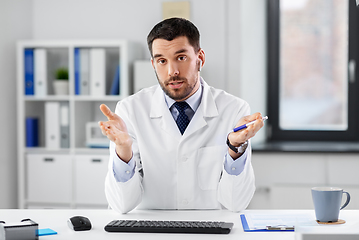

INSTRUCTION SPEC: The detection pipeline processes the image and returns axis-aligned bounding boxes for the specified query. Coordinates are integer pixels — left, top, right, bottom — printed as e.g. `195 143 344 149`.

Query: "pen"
233 116 268 132
266 225 294 231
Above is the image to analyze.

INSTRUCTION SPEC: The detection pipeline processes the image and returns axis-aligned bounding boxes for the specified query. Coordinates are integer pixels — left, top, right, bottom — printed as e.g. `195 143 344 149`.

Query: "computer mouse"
67 216 92 231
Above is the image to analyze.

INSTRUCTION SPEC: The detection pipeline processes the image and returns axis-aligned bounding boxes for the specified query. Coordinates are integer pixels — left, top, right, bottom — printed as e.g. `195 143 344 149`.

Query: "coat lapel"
150 86 182 140
182 80 219 138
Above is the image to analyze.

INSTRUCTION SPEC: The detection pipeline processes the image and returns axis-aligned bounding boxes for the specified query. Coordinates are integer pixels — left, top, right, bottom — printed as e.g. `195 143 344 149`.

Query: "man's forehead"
152 36 194 57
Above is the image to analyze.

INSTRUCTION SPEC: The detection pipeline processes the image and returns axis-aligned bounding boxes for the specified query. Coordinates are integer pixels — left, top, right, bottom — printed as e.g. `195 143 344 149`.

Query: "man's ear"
151 58 155 69
197 49 205 71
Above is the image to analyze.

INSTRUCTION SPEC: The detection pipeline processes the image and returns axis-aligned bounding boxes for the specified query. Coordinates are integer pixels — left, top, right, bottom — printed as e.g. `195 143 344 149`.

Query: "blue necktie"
173 101 190 135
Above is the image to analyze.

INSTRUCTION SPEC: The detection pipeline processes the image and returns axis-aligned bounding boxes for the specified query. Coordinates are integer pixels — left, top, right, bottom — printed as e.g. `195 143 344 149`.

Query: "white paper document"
245 213 314 230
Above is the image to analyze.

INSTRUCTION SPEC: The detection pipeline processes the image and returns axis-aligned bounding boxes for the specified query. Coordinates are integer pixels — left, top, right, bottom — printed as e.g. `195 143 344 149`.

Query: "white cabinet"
249 152 359 210
27 154 72 204
17 40 142 208
74 155 108 206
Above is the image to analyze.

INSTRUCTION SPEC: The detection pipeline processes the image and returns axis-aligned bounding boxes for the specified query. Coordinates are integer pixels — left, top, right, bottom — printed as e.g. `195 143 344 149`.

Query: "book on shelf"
24 49 34 95
34 48 48 96
109 65 120 95
90 48 106 96
26 117 39 147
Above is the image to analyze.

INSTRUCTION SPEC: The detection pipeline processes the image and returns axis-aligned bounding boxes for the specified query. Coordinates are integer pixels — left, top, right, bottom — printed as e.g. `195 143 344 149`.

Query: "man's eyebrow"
153 53 163 59
175 49 188 55
153 49 188 59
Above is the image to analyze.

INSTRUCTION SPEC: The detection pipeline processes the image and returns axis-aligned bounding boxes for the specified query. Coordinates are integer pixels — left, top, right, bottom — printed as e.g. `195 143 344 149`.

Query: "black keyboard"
104 220 234 234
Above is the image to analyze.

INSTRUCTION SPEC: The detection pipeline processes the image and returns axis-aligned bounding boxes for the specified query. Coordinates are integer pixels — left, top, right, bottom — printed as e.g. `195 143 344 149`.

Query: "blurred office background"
1 0 358 210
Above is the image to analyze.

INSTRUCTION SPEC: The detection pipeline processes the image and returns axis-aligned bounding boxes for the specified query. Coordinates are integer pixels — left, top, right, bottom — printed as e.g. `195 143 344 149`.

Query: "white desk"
0 209 358 239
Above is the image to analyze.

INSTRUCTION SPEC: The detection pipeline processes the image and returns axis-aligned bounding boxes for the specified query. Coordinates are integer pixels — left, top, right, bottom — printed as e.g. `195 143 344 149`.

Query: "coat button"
182 157 188 162
182 199 188 205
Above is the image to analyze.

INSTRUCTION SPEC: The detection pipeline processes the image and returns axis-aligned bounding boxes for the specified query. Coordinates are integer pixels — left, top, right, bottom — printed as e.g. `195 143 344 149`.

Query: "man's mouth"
168 81 184 89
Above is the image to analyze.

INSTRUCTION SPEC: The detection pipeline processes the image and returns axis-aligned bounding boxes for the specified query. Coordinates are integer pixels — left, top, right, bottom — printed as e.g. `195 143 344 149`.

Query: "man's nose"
168 62 179 76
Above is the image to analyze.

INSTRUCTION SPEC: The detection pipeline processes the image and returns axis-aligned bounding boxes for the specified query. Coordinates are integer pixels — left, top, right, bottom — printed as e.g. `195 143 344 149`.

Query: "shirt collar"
164 78 203 112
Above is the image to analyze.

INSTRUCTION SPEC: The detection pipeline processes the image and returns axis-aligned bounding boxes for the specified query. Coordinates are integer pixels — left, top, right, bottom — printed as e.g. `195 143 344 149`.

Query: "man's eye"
158 59 166 64
178 56 186 61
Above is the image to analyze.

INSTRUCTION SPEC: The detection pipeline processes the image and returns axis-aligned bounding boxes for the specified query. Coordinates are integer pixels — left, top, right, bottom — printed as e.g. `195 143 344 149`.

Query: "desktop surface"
0 209 358 240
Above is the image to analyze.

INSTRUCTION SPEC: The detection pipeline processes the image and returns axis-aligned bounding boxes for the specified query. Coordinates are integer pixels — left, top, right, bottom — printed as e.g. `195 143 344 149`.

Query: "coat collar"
150 78 218 118
149 78 219 139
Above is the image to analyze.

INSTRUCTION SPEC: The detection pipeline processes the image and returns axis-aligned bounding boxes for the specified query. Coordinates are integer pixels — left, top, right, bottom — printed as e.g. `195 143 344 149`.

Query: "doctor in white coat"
99 18 265 214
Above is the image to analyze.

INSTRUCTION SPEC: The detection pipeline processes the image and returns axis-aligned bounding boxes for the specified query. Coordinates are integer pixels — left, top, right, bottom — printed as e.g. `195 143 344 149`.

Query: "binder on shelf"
74 48 80 95
90 48 106 96
110 65 120 95
26 117 39 147
45 102 60 149
80 48 90 95
24 49 34 95
34 48 47 96
60 102 70 148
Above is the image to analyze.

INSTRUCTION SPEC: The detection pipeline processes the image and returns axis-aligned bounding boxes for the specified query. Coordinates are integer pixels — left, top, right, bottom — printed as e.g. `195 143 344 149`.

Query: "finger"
100 104 119 121
249 112 262 122
99 122 110 136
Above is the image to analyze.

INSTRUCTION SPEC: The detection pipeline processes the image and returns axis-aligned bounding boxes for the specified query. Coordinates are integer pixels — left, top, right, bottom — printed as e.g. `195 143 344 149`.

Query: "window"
267 0 359 141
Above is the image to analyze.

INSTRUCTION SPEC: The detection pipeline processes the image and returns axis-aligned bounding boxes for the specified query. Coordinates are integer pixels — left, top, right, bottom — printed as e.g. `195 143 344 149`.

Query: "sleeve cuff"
224 149 247 175
112 151 135 182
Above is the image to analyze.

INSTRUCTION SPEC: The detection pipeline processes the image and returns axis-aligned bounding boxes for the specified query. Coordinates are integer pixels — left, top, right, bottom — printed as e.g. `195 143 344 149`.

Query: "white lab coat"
105 80 255 214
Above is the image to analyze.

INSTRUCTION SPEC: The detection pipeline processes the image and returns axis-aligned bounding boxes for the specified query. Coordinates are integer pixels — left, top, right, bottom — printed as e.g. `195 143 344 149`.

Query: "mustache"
165 76 187 84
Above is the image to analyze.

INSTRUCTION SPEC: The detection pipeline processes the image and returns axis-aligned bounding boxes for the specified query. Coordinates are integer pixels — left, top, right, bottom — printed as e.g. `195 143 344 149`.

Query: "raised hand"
98 104 132 162
227 112 264 157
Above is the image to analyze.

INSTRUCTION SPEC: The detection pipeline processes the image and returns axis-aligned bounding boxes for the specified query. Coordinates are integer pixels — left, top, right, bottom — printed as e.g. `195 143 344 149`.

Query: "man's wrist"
226 135 248 154
115 145 133 163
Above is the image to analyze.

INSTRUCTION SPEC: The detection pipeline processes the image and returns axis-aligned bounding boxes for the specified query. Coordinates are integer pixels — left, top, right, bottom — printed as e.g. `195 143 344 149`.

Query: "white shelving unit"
17 40 142 209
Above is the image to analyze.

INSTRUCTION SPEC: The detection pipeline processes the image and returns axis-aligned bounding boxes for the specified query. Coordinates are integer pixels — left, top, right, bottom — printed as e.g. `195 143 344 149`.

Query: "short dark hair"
147 17 200 57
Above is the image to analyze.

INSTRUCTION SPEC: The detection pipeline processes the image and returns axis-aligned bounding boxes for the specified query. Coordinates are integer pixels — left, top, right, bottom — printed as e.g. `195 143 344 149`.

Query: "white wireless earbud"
198 60 202 72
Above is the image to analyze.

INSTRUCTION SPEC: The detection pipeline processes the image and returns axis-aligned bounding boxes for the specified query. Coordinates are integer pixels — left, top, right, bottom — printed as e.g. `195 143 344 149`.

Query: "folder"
90 48 106 96
80 48 90 95
26 117 39 147
109 65 120 95
24 49 34 95
74 48 80 95
45 102 60 149
34 48 47 96
60 102 70 148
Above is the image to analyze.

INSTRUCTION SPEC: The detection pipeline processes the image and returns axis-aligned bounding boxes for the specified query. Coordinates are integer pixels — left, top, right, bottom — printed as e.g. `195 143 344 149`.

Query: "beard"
155 73 199 101
155 60 201 101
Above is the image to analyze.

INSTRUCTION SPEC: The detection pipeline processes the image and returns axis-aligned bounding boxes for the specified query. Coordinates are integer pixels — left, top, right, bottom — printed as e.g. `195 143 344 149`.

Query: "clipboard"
240 214 295 232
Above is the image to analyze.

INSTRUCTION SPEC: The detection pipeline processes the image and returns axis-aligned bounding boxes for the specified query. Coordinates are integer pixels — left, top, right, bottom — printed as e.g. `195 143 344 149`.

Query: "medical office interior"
1 0 358 211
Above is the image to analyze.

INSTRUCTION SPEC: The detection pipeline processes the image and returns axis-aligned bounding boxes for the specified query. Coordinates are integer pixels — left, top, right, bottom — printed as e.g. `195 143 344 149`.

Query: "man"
99 17 264 214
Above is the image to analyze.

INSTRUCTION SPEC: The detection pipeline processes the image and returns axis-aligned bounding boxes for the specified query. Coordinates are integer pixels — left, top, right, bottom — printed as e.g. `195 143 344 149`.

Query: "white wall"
31 0 265 103
31 0 228 90
0 0 33 208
